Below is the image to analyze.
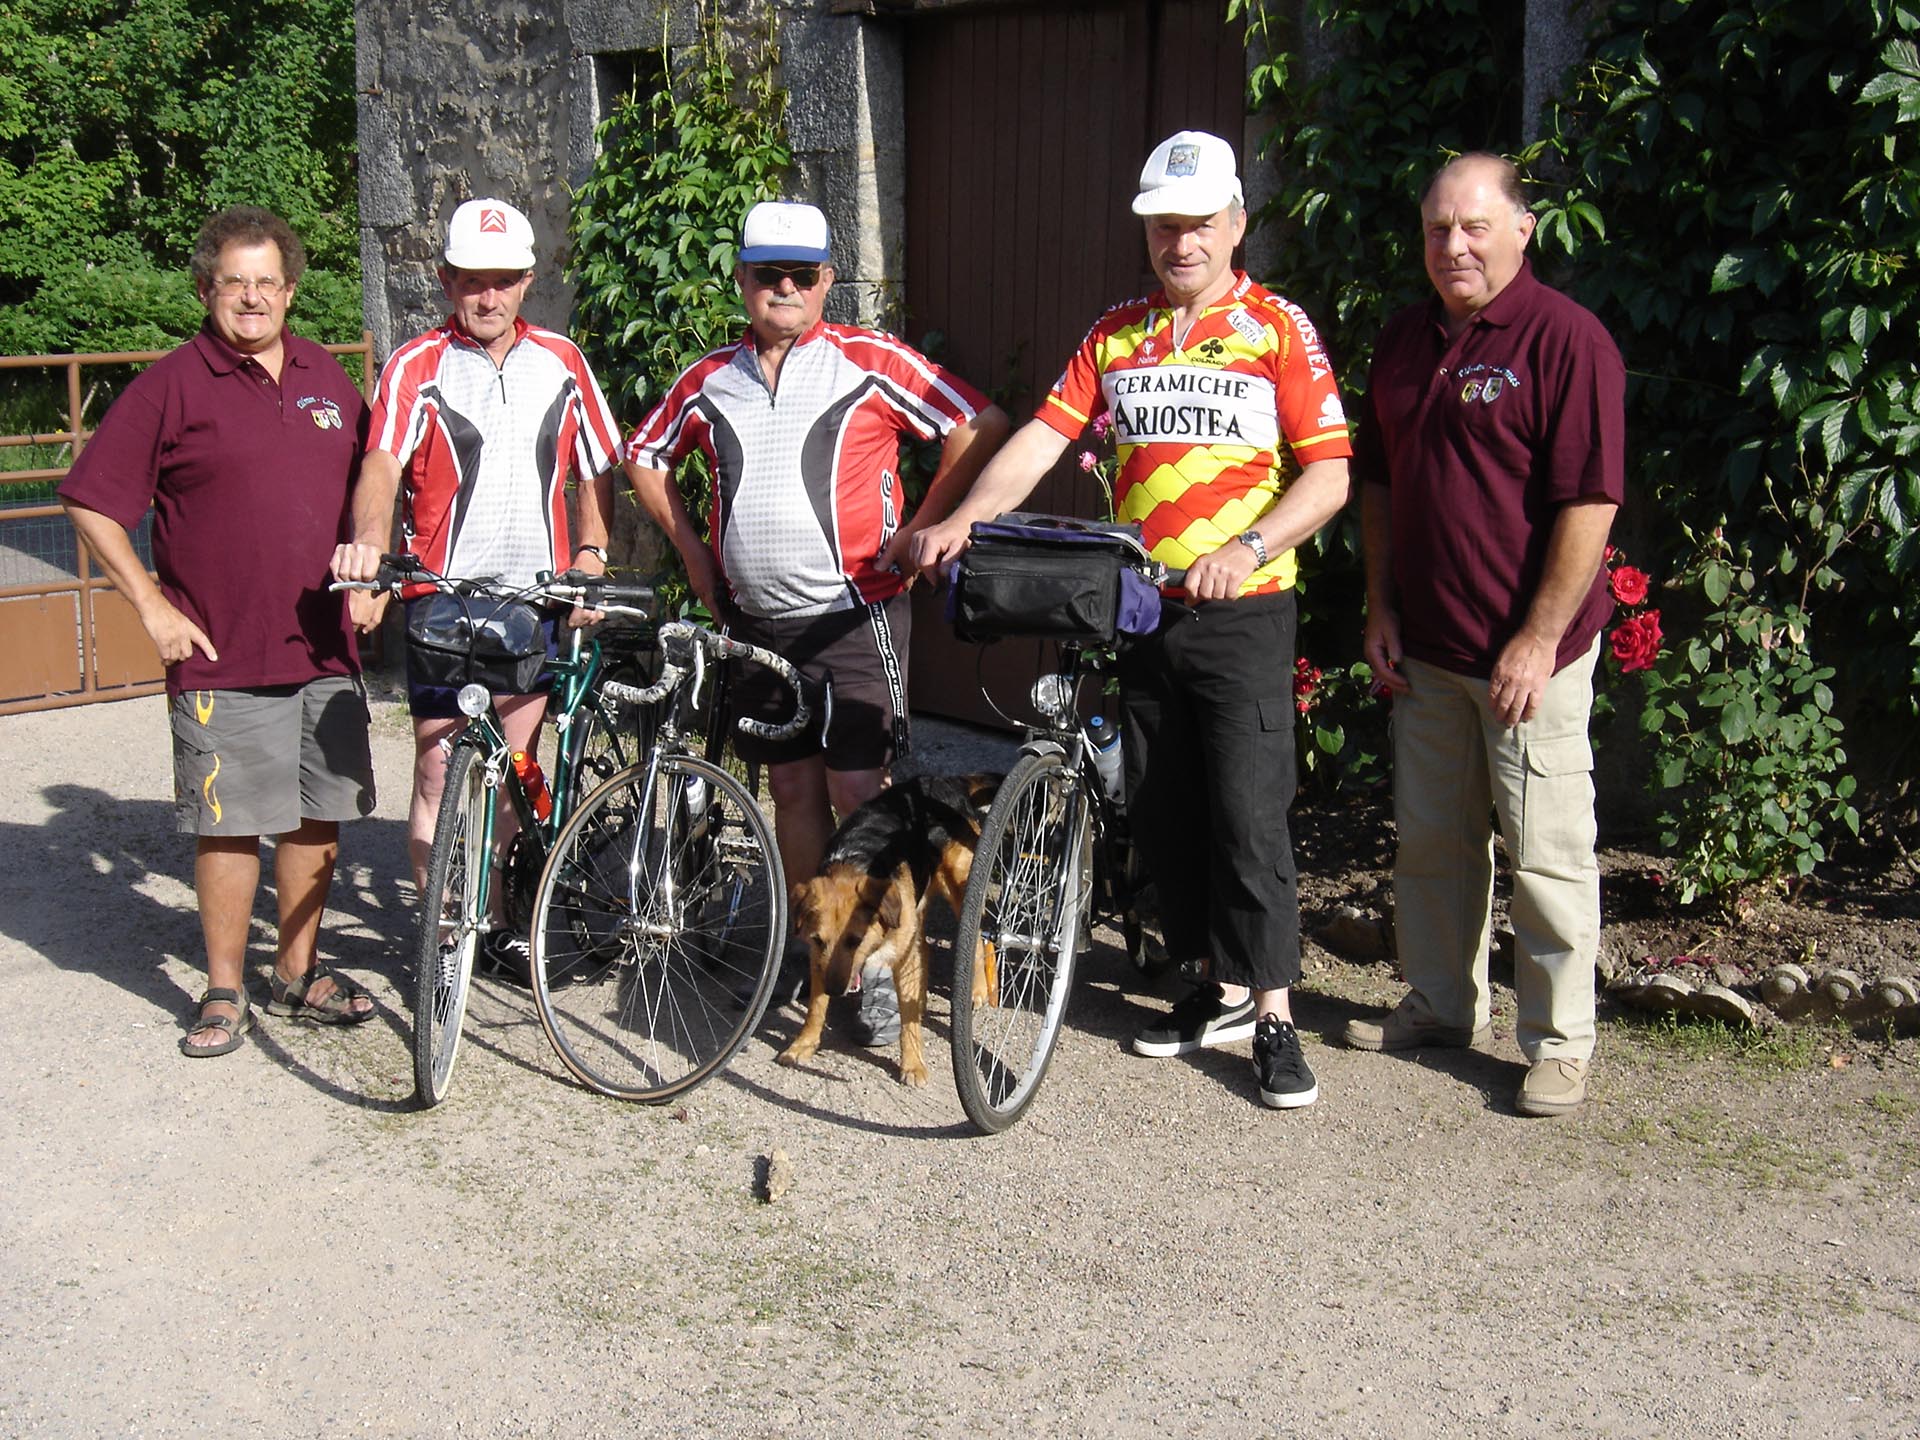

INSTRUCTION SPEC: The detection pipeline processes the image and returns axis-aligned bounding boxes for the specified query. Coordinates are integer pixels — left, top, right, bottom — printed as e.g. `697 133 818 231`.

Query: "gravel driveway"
2 689 1916 1438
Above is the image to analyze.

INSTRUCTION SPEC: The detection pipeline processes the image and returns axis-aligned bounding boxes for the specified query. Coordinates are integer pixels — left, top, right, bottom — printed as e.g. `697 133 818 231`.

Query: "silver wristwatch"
573 544 610 565
1237 530 1269 567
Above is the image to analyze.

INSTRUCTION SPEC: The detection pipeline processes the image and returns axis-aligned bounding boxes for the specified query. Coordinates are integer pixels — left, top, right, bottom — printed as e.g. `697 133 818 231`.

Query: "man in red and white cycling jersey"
915 132 1352 1110
332 199 621 955
624 201 1008 1027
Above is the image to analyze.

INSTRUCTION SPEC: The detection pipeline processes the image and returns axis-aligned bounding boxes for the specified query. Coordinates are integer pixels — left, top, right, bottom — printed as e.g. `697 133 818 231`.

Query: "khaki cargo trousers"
1390 639 1601 1062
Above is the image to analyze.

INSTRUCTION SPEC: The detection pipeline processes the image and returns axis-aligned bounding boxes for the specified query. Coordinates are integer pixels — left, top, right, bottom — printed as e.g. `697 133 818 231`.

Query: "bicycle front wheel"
529 753 785 1102
413 739 490 1108
951 750 1092 1134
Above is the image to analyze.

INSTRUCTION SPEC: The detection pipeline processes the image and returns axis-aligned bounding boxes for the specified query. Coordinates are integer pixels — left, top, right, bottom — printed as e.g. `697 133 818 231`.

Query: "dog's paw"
898 1060 929 1087
777 1043 814 1068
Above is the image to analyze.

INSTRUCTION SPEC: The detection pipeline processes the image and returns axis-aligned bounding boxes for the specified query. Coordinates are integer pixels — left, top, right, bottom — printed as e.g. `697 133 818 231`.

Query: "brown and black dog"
778 773 1001 1085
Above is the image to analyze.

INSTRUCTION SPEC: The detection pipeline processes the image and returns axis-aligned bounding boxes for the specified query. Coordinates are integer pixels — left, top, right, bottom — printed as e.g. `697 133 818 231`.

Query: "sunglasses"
750 264 822 288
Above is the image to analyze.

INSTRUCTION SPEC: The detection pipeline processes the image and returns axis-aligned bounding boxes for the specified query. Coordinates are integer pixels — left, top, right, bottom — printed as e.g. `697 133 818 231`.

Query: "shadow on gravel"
4 782 419 1108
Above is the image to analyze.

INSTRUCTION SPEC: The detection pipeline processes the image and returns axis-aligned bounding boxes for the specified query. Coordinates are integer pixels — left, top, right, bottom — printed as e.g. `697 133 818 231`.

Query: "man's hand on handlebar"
330 540 388 586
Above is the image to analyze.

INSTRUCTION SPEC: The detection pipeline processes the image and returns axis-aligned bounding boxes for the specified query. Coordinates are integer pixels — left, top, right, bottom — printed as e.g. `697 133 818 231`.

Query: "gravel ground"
2 689 1917 1439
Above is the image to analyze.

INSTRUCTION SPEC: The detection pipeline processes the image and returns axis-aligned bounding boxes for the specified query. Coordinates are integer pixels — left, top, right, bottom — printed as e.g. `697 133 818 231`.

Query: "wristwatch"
1236 530 1269 568
573 544 609 565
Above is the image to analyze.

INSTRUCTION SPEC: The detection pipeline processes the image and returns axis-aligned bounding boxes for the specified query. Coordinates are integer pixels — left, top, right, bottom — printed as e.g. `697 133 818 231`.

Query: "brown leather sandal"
180 987 253 1057
265 962 374 1025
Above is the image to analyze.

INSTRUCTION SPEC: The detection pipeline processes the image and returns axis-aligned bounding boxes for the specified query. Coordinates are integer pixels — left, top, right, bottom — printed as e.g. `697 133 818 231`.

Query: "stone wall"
357 0 902 363
356 2 587 359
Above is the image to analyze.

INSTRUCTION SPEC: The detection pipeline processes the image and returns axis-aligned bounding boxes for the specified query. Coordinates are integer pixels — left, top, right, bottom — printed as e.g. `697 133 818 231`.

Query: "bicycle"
337 555 658 1108
526 616 810 1103
944 515 1172 1134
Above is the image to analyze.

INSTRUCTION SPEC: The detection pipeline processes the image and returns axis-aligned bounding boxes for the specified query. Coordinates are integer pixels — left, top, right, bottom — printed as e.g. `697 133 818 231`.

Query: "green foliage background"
1240 0 1918 897
569 15 789 436
567 10 790 606
0 0 362 356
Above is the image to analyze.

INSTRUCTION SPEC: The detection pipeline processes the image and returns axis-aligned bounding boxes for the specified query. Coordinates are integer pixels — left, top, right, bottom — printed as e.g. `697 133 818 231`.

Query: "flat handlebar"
328 555 655 617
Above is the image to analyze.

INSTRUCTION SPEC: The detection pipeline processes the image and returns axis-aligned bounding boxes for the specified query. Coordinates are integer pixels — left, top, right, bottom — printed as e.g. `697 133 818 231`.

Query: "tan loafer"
1516 1056 1589 1116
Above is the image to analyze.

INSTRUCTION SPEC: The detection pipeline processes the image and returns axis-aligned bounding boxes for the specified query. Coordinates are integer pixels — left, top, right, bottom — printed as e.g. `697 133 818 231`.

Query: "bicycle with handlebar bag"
337 555 658 1108
943 513 1173 1133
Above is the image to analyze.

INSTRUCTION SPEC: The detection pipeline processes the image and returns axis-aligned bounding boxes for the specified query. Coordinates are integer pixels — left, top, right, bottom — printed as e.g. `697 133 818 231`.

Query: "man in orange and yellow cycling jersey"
914 130 1351 1110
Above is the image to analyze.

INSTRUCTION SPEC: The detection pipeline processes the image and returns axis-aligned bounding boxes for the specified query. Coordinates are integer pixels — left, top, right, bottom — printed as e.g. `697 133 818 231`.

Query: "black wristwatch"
1237 530 1269 568
573 544 609 565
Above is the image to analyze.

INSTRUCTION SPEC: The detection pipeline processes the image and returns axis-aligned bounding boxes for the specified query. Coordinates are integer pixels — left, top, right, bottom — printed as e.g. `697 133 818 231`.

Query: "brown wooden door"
902 0 1245 726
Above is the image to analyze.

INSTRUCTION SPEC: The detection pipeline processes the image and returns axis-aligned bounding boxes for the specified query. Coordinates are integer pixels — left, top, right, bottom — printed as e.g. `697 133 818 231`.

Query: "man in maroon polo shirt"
1342 153 1625 1117
61 206 378 1057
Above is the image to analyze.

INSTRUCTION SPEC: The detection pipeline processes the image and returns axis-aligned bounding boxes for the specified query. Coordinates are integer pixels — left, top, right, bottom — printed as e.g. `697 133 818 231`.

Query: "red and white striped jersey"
626 321 988 618
370 317 621 586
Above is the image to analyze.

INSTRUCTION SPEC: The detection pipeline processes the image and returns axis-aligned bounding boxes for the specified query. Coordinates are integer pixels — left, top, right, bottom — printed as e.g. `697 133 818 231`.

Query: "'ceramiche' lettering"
1110 370 1253 401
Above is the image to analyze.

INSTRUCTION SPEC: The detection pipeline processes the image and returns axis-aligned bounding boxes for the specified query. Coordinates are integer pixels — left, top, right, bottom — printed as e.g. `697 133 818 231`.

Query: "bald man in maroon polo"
1344 152 1625 1118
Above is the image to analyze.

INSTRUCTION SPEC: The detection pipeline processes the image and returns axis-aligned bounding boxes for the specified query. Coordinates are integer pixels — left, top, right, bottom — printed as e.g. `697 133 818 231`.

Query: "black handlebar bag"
405 594 547 692
948 515 1162 645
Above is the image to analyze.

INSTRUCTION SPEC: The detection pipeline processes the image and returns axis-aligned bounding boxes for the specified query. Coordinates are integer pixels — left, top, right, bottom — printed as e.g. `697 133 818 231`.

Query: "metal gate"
0 339 374 716
901 0 1246 725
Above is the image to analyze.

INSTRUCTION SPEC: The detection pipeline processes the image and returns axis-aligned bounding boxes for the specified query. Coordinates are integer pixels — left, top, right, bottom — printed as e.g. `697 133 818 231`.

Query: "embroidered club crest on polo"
1166 144 1200 177
299 396 344 430
1480 376 1503 402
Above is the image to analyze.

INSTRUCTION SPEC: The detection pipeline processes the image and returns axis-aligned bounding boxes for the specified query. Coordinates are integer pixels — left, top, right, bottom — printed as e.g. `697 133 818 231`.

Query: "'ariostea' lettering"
1115 403 1248 441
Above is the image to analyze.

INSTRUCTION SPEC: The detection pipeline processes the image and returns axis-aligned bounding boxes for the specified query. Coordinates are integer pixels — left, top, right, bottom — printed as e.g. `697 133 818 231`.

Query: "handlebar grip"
709 636 810 743
545 569 657 610
602 673 678 708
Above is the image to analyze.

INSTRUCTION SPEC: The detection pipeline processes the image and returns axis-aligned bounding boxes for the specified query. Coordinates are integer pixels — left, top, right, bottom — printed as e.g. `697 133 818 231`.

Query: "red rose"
1609 565 1650 607
1609 609 1663 673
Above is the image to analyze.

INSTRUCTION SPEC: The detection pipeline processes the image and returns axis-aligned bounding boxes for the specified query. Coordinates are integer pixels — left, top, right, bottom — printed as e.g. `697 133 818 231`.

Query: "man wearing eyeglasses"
330 198 622 976
61 206 379 1055
624 201 1009 1041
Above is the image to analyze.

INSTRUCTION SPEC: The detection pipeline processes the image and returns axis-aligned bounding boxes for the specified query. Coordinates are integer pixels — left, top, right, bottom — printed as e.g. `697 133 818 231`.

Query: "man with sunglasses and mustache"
624 201 1009 1040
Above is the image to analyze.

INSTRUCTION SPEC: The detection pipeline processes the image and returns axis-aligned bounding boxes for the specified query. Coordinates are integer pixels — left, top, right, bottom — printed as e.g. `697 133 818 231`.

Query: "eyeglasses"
211 276 288 296
749 265 821 289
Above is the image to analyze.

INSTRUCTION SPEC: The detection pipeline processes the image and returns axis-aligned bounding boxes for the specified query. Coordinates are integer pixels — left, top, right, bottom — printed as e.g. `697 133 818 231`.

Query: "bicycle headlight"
457 683 490 718
1029 674 1075 725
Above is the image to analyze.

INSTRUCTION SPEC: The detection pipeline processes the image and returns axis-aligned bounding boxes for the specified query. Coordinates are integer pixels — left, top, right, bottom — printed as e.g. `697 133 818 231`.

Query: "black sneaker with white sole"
1132 987 1257 1057
1253 1015 1319 1109
477 930 533 986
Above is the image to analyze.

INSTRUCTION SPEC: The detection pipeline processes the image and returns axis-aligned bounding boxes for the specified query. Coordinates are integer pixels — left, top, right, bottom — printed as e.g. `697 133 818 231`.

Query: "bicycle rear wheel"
413 739 489 1108
950 750 1091 1133
529 753 785 1102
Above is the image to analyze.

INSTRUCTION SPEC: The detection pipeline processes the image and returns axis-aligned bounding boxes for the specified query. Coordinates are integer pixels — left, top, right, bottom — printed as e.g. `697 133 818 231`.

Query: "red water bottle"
510 750 553 822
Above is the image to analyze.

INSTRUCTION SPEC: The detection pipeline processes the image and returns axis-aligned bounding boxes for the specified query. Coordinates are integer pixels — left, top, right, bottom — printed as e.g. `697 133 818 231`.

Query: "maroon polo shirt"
59 324 368 694
1353 261 1626 678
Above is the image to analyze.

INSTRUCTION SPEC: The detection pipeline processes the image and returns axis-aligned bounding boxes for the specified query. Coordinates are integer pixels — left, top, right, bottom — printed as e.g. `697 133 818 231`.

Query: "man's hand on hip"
138 596 217 666
347 590 389 635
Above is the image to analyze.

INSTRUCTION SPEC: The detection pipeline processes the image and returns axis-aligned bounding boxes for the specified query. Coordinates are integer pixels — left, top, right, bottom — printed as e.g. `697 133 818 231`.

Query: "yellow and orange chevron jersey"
1039 273 1352 595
